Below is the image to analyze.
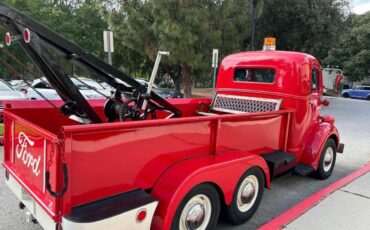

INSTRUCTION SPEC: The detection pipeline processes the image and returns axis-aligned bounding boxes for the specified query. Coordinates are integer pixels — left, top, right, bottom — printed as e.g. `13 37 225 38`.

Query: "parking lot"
0 97 369 230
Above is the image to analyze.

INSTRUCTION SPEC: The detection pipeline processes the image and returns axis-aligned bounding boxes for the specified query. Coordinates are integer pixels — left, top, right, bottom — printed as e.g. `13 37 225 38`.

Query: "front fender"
150 151 269 230
302 117 340 169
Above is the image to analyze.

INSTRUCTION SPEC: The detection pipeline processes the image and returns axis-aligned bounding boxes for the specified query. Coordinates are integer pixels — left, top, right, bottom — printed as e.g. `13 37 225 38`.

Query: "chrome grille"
212 94 281 113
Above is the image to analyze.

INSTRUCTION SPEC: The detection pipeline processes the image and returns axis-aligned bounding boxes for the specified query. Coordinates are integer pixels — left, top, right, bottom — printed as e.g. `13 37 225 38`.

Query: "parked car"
0 79 27 122
26 77 111 100
136 78 183 98
110 78 182 99
7 79 23 87
13 80 33 93
342 85 370 100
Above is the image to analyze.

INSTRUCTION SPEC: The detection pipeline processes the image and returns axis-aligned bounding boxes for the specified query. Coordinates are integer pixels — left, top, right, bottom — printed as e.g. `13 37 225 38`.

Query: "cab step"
293 163 315 176
261 150 296 179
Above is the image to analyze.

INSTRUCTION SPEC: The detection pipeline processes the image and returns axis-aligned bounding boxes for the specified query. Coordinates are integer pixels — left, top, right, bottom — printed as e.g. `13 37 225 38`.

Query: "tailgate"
2 110 62 220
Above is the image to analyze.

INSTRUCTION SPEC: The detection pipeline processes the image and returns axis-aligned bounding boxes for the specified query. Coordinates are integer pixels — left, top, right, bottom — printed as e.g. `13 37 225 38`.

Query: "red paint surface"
258 162 370 230
2 111 60 219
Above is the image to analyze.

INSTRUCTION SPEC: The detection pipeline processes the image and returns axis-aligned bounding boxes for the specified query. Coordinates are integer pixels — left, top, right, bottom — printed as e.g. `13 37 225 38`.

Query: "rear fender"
302 118 339 169
150 151 269 230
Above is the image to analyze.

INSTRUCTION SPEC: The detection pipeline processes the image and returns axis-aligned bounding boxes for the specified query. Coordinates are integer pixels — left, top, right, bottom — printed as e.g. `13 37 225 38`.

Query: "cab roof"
221 51 319 68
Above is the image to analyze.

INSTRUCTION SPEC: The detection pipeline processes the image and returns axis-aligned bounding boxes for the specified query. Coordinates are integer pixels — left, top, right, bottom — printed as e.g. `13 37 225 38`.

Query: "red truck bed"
2 99 292 221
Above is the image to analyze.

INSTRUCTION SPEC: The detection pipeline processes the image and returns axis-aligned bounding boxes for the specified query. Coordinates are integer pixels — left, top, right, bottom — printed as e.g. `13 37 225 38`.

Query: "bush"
0 123 4 136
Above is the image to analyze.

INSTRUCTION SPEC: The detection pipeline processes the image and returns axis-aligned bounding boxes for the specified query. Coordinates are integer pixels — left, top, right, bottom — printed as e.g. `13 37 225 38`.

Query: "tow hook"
25 210 38 224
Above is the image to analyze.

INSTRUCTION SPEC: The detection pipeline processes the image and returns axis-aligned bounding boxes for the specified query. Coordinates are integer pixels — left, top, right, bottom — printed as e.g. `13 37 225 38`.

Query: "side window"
234 68 275 83
311 68 319 91
364 86 370 91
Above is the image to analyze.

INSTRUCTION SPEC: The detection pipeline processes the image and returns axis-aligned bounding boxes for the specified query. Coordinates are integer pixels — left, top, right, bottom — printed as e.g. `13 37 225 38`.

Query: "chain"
45 139 68 198
73 76 110 99
46 141 56 171
47 139 65 171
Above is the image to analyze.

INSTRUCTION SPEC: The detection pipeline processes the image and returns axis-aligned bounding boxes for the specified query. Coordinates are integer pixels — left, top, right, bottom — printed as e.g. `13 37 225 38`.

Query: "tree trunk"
171 74 181 94
182 63 192 98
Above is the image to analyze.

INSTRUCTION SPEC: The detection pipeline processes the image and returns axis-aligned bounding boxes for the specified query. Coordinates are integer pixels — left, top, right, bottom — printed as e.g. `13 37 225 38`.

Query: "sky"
352 0 370 14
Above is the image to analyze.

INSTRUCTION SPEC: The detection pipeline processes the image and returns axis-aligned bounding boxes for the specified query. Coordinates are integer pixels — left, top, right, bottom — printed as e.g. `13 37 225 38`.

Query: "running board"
294 164 315 176
261 150 296 179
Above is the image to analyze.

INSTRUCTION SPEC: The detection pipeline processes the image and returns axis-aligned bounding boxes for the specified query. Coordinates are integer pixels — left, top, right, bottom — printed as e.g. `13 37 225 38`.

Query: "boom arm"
0 3 181 123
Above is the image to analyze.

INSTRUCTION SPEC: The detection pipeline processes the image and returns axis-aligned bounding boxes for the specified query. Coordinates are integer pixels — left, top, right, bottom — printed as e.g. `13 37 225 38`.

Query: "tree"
325 12 370 82
0 0 108 78
257 0 350 60
103 0 253 97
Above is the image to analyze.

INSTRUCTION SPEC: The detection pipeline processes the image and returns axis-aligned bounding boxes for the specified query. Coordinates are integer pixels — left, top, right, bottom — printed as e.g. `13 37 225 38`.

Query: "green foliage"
0 0 361 91
104 0 253 97
0 0 108 79
257 0 349 60
0 123 3 136
325 12 370 81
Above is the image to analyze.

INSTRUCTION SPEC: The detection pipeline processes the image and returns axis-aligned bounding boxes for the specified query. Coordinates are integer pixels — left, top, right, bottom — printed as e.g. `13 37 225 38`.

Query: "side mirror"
321 99 330 107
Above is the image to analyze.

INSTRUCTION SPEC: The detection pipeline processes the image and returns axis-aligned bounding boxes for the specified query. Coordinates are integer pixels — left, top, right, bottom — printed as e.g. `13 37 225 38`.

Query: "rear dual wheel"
224 167 265 225
171 184 220 230
171 168 265 229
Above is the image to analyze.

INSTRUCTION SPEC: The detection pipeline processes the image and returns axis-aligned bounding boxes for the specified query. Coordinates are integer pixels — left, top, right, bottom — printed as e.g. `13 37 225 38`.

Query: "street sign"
212 49 219 68
103 31 114 53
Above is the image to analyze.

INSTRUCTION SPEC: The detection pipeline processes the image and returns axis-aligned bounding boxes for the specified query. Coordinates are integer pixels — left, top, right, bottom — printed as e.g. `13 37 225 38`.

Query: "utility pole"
250 0 258 51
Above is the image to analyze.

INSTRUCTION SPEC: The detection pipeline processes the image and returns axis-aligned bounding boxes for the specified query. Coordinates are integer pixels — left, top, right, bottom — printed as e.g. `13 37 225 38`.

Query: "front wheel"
342 93 350 98
224 167 265 225
313 138 337 180
171 184 220 230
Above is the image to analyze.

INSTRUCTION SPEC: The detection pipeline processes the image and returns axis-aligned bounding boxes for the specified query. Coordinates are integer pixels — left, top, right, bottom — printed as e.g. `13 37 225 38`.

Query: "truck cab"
214 51 333 164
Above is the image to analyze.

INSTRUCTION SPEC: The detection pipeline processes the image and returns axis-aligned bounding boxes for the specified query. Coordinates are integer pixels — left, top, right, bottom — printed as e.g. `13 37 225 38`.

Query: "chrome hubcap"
323 147 334 172
179 194 212 230
237 175 259 212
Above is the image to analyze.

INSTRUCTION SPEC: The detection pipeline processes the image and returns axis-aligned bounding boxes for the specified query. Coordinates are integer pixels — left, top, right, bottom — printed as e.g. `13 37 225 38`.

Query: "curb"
258 162 370 230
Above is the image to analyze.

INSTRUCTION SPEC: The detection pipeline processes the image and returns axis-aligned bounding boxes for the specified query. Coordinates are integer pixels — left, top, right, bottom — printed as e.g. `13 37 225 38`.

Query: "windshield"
0 81 13 91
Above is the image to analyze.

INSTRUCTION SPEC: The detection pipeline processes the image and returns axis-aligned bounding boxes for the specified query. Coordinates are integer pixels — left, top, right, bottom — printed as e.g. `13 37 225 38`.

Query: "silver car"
26 77 111 100
0 80 27 122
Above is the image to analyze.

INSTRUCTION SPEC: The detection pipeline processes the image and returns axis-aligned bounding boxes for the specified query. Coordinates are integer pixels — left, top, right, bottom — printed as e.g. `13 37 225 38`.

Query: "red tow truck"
1 4 343 230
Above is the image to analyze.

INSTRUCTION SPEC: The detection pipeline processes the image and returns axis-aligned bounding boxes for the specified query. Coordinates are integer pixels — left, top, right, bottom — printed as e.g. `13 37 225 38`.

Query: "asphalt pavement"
0 97 369 230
